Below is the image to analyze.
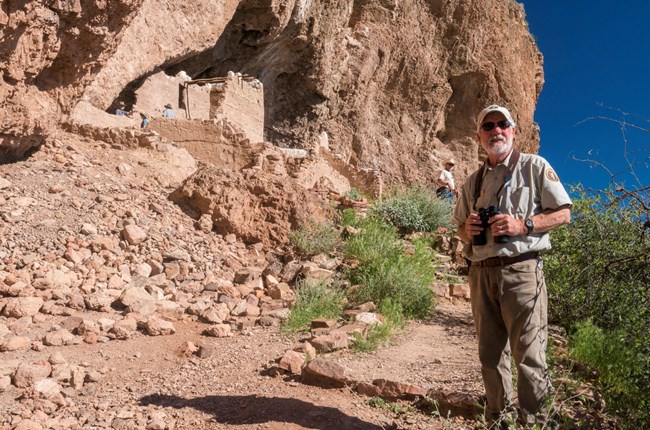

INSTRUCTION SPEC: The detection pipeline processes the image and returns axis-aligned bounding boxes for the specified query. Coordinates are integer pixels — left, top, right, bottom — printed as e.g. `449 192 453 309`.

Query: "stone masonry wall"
210 73 264 143
149 118 264 171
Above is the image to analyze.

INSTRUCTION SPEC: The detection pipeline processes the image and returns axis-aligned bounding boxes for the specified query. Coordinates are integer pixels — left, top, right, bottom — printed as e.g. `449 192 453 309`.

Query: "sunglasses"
480 120 513 132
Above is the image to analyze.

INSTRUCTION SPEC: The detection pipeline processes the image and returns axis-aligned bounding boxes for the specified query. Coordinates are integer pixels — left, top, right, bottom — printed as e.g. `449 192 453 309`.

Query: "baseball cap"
476 105 516 132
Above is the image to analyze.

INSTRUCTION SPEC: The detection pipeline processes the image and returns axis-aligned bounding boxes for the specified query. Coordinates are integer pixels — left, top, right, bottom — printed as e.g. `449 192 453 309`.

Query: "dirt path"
339 302 481 394
1 301 481 430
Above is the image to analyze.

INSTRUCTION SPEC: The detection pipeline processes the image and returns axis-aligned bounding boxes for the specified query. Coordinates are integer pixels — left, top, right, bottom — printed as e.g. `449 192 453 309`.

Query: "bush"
569 321 650 425
545 187 649 334
346 188 363 201
340 208 357 228
370 185 452 233
344 215 437 319
545 185 650 427
281 279 347 335
288 220 340 256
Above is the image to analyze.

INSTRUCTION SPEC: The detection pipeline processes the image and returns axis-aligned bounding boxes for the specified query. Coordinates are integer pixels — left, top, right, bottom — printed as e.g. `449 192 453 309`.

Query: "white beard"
485 136 513 157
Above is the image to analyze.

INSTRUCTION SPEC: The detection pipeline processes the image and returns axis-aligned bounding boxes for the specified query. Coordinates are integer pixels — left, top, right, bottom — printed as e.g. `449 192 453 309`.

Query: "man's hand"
488 213 524 237
457 212 483 243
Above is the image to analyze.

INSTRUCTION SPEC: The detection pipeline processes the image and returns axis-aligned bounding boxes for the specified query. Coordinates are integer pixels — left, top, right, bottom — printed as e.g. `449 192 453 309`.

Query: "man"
162 103 176 119
452 105 572 426
436 158 458 203
140 112 150 128
115 101 129 116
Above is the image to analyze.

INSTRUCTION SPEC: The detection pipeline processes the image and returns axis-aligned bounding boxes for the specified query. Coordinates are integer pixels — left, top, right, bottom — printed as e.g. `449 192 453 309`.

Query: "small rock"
3 297 44 318
13 420 43 430
142 317 176 336
0 375 11 392
122 224 147 245
204 324 233 338
12 361 52 388
110 318 138 339
81 223 98 235
301 358 356 388
450 283 470 299
196 344 215 358
0 335 31 352
34 378 62 399
278 350 306 374
43 329 76 346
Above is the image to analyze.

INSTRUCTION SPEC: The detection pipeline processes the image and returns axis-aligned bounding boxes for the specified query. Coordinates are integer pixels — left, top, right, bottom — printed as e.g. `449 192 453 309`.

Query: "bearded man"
452 105 572 427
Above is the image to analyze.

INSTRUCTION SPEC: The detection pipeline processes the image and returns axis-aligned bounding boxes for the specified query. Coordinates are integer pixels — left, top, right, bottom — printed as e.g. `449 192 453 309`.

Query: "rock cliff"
1 0 542 186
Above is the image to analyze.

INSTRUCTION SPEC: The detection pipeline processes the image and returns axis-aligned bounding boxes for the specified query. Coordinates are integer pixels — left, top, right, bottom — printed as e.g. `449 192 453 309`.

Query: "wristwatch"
524 218 534 235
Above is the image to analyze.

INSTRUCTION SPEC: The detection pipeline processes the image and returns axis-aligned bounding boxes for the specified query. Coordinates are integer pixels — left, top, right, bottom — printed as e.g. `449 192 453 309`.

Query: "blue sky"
519 1 650 194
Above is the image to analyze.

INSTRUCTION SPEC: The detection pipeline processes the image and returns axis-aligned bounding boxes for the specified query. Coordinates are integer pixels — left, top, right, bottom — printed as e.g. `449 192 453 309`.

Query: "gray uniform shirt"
452 150 572 261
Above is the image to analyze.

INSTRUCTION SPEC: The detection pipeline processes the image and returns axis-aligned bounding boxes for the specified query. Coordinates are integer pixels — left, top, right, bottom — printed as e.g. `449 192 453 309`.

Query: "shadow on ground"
140 393 397 429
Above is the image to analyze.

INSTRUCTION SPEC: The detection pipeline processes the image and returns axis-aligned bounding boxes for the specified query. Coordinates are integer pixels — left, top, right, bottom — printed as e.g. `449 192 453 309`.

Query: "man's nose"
492 125 505 133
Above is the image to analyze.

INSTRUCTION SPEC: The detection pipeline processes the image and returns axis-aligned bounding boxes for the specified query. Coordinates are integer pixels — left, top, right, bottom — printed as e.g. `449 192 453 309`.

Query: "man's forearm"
527 206 571 234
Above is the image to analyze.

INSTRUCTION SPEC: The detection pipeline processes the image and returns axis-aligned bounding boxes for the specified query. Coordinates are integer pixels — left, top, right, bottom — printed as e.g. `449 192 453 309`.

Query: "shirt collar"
486 148 515 170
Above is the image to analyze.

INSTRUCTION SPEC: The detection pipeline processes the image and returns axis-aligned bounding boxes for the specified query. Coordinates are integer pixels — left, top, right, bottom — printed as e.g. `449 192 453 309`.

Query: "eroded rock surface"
170 166 336 246
2 0 541 189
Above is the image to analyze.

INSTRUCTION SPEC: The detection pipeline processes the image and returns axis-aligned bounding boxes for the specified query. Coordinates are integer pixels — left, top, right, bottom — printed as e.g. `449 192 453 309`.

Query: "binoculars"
472 206 509 246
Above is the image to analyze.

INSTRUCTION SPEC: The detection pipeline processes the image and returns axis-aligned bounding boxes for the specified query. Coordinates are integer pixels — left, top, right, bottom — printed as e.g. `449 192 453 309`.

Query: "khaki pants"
469 258 550 419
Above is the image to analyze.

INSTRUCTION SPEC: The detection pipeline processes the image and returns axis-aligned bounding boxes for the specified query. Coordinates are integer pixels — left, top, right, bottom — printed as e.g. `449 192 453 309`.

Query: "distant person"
453 104 572 427
115 101 129 116
436 158 458 203
140 112 149 129
162 103 176 119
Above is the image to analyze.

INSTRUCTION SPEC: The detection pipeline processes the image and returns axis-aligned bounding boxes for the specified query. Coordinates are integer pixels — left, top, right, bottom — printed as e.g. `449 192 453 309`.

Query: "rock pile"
0 129 475 429
0 132 348 428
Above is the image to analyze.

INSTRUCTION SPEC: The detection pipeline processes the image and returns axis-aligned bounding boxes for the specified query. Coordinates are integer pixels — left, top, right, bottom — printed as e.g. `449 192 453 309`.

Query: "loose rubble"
1 133 478 430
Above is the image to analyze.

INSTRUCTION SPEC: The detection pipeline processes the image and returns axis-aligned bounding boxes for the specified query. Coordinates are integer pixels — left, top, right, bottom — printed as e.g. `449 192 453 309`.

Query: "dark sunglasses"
480 120 513 132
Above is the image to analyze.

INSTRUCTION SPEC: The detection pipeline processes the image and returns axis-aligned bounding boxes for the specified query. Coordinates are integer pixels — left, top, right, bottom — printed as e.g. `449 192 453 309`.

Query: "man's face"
476 112 515 158
446 163 454 170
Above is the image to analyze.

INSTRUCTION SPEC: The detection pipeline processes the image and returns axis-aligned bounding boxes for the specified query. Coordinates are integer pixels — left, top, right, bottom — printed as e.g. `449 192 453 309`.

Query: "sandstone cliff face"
1 0 542 186
0 0 144 160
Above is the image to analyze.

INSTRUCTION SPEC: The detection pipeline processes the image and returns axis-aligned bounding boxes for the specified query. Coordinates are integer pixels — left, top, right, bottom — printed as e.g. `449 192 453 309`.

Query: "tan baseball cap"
476 104 516 132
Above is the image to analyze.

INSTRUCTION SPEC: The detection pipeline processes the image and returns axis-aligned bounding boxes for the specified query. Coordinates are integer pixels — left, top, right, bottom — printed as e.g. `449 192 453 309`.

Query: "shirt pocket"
503 186 531 218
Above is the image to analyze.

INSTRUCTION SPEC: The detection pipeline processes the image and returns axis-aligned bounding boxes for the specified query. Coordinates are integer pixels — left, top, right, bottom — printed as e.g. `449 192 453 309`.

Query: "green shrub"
288 220 340 256
545 187 649 334
343 216 404 263
346 188 363 201
569 320 650 425
368 396 413 414
281 279 346 335
344 216 437 319
340 208 357 228
370 185 452 233
545 186 650 427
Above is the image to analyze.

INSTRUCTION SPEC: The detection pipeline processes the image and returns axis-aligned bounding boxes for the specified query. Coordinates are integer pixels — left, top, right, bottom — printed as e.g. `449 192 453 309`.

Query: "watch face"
525 219 534 232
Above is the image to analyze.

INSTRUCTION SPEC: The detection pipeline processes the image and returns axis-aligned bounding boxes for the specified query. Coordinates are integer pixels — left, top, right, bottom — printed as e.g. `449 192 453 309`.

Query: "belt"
472 252 539 267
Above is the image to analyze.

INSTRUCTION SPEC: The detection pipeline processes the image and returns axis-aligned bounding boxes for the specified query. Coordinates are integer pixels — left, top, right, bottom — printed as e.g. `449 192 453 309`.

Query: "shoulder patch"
545 169 560 182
